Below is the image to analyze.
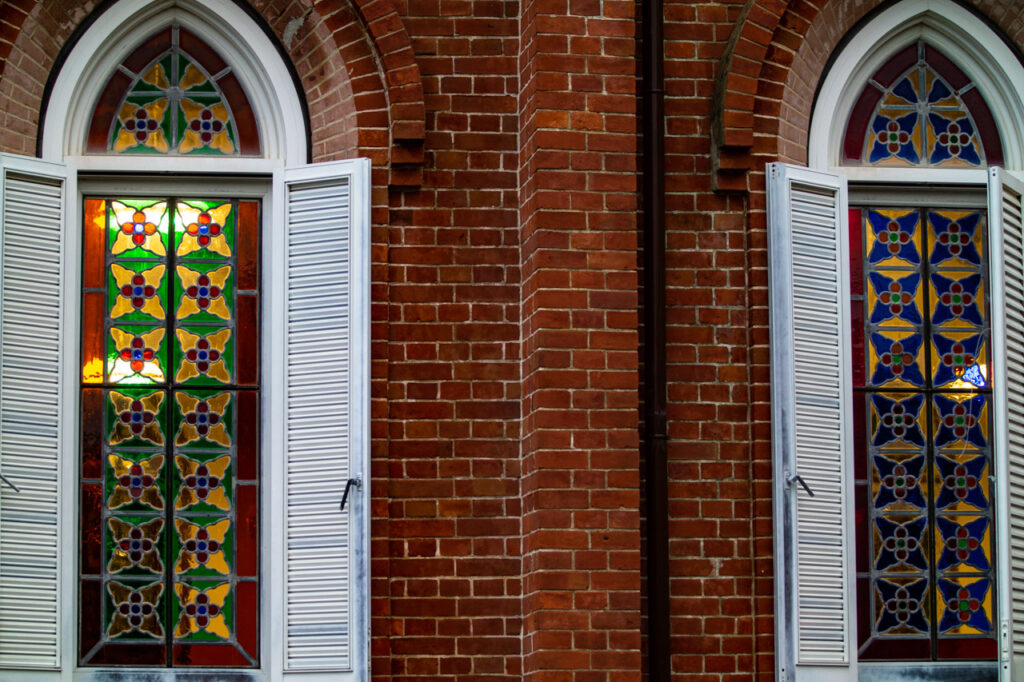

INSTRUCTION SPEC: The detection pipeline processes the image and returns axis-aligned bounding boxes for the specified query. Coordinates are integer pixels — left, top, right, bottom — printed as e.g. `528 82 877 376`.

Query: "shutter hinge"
339 473 362 512
1002 619 1010 662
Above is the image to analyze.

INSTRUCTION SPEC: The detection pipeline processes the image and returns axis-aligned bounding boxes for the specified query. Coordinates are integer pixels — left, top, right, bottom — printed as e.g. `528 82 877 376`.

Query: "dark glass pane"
236 483 258 577
236 391 258 481
236 294 258 386
237 201 259 290
236 580 259 658
80 484 103 575
81 389 104 479
79 578 103 661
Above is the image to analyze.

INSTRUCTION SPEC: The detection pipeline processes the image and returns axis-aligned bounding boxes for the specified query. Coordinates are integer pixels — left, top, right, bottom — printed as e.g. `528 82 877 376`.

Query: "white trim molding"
808 0 1024 173
41 0 307 168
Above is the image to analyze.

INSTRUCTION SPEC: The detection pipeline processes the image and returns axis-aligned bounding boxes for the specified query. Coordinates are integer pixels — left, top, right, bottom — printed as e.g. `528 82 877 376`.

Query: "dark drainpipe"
641 0 668 675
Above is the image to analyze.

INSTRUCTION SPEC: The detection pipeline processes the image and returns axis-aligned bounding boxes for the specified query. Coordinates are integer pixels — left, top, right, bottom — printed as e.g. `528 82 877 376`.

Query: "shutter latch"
340 474 362 512
785 471 814 497
0 473 19 493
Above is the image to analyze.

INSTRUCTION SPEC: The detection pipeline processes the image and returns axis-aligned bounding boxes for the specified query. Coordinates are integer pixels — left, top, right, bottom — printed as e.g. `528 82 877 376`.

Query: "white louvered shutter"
989 167 1024 680
278 160 370 678
767 163 855 682
0 155 68 669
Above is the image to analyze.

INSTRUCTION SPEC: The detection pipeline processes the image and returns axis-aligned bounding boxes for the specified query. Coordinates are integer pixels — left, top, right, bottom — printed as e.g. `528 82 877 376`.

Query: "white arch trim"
41 0 307 171
808 0 1024 182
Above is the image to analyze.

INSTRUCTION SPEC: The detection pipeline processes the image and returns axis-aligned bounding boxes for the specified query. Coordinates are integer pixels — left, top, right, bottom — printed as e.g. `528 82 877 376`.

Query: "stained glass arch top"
87 25 260 156
842 42 1002 168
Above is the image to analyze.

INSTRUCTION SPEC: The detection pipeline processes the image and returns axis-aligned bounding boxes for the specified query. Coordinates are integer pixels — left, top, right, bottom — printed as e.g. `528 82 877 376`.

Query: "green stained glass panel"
173 452 233 514
174 200 235 258
174 326 234 385
177 97 236 155
105 388 167 448
172 516 233 577
172 390 234 450
107 261 170 323
105 516 165 577
105 580 168 640
107 324 169 385
174 262 234 323
114 94 173 154
173 580 233 641
107 198 170 258
105 451 167 512
178 57 216 92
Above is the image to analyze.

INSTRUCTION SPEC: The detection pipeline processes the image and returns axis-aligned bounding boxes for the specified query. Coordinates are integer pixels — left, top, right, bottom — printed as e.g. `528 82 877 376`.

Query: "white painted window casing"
0 155 371 680
769 163 1024 682
0 0 372 676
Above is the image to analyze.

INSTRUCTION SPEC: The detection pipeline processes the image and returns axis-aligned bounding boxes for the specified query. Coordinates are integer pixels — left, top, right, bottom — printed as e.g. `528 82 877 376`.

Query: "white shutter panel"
767 163 855 682
0 155 68 669
277 159 370 677
989 167 1023 680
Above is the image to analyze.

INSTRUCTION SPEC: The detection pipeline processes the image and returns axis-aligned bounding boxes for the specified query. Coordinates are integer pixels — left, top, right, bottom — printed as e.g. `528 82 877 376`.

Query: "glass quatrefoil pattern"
843 41 1002 168
851 204 996 661
86 25 260 156
79 196 260 667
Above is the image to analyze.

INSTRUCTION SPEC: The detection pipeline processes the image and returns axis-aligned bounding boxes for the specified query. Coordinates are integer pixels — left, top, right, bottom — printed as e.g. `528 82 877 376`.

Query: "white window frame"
3 1 373 679
772 1 1024 681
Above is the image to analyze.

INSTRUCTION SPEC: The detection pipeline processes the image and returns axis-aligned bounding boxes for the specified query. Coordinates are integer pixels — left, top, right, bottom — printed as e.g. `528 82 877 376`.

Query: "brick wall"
383 0 523 674
658 1 760 680
20 0 1024 680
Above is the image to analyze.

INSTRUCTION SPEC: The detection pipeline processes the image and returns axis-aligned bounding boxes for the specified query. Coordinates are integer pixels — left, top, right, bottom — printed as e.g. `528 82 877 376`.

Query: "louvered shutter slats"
284 173 354 671
768 164 854 681
0 166 65 669
990 168 1024 672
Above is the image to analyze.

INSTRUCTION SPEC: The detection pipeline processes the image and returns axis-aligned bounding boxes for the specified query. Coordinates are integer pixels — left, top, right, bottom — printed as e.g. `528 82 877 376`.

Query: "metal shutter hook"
786 472 814 497
339 474 362 511
0 473 20 493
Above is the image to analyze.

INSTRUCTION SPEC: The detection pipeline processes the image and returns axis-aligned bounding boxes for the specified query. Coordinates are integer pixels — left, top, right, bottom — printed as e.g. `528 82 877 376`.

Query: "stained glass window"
87 26 260 156
79 195 260 666
851 203 996 661
843 42 1002 167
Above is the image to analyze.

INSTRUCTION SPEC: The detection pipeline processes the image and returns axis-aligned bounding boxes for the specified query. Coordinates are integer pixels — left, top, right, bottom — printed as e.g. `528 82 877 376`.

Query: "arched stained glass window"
87 26 260 156
843 41 1002 167
79 25 262 668
843 41 1002 665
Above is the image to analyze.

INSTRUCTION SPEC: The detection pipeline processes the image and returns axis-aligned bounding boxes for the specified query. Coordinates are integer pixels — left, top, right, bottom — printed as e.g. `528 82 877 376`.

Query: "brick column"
518 0 642 677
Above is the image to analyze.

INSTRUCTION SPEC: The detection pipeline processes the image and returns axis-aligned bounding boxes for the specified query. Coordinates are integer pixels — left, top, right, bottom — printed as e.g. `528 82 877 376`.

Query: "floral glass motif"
79 195 259 667
844 42 1001 167
869 332 925 387
108 518 164 574
109 46 239 155
853 204 995 661
107 582 165 639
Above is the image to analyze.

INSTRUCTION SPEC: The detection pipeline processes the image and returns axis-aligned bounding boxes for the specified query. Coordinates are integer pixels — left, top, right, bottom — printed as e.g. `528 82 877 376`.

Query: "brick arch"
0 0 424 183
710 0 789 191
714 0 1024 189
